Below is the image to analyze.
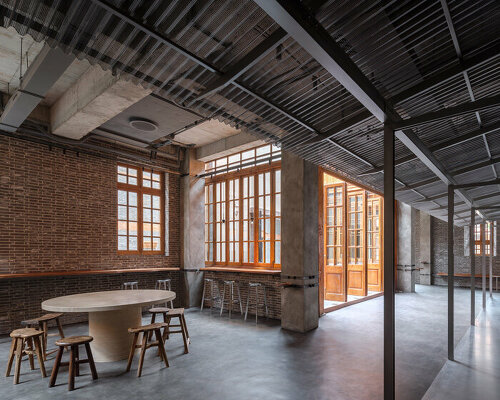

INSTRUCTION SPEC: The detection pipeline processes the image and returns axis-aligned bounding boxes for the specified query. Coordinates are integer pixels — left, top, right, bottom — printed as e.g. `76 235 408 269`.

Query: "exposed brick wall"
202 271 281 320
0 136 183 334
431 217 500 287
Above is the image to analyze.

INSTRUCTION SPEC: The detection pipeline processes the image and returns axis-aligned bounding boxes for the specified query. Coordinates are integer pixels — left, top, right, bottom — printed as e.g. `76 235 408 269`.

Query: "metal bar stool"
200 278 221 313
155 279 174 308
245 282 269 323
220 280 243 318
122 281 138 290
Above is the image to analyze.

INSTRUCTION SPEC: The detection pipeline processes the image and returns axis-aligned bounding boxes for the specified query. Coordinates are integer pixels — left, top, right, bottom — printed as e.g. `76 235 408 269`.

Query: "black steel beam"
474 205 500 210
448 185 454 360
392 94 500 130
453 178 500 189
383 123 395 400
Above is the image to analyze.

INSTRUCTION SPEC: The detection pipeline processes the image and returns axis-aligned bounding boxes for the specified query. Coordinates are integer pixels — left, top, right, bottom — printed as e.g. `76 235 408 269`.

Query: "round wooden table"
42 290 175 362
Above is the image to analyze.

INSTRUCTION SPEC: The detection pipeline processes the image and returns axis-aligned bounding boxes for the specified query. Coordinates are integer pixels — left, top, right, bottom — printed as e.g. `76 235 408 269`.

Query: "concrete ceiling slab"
175 119 241 147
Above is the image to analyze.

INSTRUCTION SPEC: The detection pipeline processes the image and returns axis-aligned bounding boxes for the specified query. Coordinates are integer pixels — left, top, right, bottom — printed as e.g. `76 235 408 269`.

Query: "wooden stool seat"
166 308 184 317
49 336 98 391
55 336 93 346
128 322 167 334
126 324 169 377
149 307 170 313
21 312 65 360
5 328 46 384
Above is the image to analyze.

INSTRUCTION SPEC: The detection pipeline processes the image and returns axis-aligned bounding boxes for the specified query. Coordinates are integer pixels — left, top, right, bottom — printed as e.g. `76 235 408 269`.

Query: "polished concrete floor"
423 295 500 400
0 285 490 400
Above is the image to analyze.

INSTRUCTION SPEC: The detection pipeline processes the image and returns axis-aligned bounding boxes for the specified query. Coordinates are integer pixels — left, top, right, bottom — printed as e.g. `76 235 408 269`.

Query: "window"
204 144 281 268
117 164 164 254
367 194 380 263
474 223 491 256
325 184 343 266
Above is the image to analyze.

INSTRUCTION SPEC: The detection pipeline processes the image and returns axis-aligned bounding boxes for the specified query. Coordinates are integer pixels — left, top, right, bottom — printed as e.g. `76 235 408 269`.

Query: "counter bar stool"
126 323 169 377
122 281 139 290
21 313 65 360
220 280 243 319
155 279 174 308
245 282 269 323
200 278 221 313
5 328 46 384
49 336 97 391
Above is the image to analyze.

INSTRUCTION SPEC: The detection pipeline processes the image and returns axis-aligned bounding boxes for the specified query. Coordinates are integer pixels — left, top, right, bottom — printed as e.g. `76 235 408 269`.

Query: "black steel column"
470 208 475 325
383 123 395 400
447 185 454 361
482 222 486 308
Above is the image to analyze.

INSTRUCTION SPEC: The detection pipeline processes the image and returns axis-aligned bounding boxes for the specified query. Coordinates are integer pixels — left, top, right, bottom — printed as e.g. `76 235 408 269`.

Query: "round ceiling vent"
129 117 158 132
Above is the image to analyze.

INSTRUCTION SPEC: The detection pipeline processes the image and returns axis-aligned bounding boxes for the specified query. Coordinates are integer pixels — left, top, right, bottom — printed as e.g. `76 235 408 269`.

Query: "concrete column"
418 211 432 285
397 202 416 292
281 151 319 333
181 149 205 307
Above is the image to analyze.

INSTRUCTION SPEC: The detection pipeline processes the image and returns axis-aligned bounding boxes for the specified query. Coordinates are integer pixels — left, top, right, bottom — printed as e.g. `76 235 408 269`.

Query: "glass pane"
275 218 281 239
143 171 151 179
118 206 127 220
118 221 127 235
143 179 151 188
327 188 334 205
128 222 137 236
249 242 254 262
118 166 127 174
336 208 342 226
153 224 161 237
152 238 160 250
275 170 281 192
258 242 264 263
275 241 281 264
327 208 334 226
152 173 160 181
128 192 137 206
128 177 137 185
275 194 281 216
143 208 151 222
129 236 138 250
118 236 127 250
144 238 152 251
327 247 334 263
118 174 127 183
152 181 160 189
128 168 137 177
152 210 160 223
243 243 248 262
143 223 151 236
327 228 334 245
118 190 127 205
265 242 271 263
265 172 271 194
143 194 151 208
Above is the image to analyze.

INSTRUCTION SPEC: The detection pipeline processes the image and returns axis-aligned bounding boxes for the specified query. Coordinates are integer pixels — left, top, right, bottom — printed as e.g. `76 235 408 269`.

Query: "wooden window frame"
117 163 165 255
204 161 281 270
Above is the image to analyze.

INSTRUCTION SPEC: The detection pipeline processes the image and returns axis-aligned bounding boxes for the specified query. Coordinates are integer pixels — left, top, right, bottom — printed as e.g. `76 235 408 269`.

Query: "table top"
41 290 176 313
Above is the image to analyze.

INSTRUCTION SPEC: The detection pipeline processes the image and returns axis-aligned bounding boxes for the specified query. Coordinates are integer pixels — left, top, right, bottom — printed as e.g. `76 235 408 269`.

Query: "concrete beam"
0 44 73 132
195 131 265 162
50 65 151 139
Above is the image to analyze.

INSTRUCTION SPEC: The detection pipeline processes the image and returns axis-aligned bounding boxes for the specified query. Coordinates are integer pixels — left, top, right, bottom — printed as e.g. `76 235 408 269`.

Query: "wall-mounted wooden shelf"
0 267 181 280
436 273 489 278
201 267 281 275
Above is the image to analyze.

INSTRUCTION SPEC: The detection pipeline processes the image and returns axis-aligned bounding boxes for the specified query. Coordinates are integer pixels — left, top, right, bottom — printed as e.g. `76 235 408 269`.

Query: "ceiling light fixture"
128 117 158 132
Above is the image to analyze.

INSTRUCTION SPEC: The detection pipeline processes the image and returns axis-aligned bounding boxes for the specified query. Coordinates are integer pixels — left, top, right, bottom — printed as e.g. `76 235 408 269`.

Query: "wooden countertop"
201 267 281 275
0 267 180 280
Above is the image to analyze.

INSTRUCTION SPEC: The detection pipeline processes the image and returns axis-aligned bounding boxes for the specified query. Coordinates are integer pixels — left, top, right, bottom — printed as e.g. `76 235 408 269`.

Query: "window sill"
201 266 281 275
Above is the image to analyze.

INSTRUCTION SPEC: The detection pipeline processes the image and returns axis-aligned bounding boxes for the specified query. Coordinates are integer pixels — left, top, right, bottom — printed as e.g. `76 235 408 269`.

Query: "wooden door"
347 190 366 296
324 184 346 301
367 195 383 292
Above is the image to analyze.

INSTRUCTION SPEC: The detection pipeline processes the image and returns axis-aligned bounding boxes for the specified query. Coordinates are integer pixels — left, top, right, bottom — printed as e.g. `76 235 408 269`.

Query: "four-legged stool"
5 328 46 384
122 281 139 290
220 280 243 319
155 279 174 308
21 313 65 360
245 282 269 323
200 278 220 313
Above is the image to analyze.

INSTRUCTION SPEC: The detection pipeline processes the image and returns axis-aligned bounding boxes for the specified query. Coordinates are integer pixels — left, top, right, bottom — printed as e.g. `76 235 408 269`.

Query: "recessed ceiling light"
129 117 158 132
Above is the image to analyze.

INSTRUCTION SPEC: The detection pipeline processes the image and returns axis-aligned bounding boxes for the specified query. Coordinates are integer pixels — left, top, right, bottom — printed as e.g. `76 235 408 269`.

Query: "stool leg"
220 285 226 316
229 284 233 319
155 329 169 367
255 286 259 324
263 286 269 318
137 333 148 378
49 347 63 387
181 313 190 340
200 281 206 311
14 338 23 384
68 346 75 391
126 333 139 372
168 281 173 308
26 337 35 370
84 343 98 380
245 288 250 321
34 336 47 378
5 338 16 377
56 317 65 339
74 345 80 376
163 313 170 341
237 285 243 315
149 313 156 340
42 321 48 361
179 316 189 354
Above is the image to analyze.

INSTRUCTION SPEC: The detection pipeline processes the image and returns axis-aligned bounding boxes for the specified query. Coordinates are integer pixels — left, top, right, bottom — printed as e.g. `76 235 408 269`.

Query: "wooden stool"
21 313 65 360
122 281 139 290
5 328 46 384
49 336 98 391
126 323 169 377
162 308 190 354
200 278 221 313
155 279 174 308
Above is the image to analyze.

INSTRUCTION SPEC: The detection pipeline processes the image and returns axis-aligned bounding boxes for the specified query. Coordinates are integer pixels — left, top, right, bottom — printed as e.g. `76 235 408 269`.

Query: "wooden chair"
49 336 98 391
21 313 65 360
149 307 190 354
126 323 169 377
5 328 46 384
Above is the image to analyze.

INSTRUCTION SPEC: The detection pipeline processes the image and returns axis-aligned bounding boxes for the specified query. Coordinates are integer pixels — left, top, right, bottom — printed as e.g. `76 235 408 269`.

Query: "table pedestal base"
89 307 142 362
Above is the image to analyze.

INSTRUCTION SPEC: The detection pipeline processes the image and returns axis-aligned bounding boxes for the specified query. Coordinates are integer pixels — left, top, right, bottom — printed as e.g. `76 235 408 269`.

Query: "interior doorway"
320 172 384 312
